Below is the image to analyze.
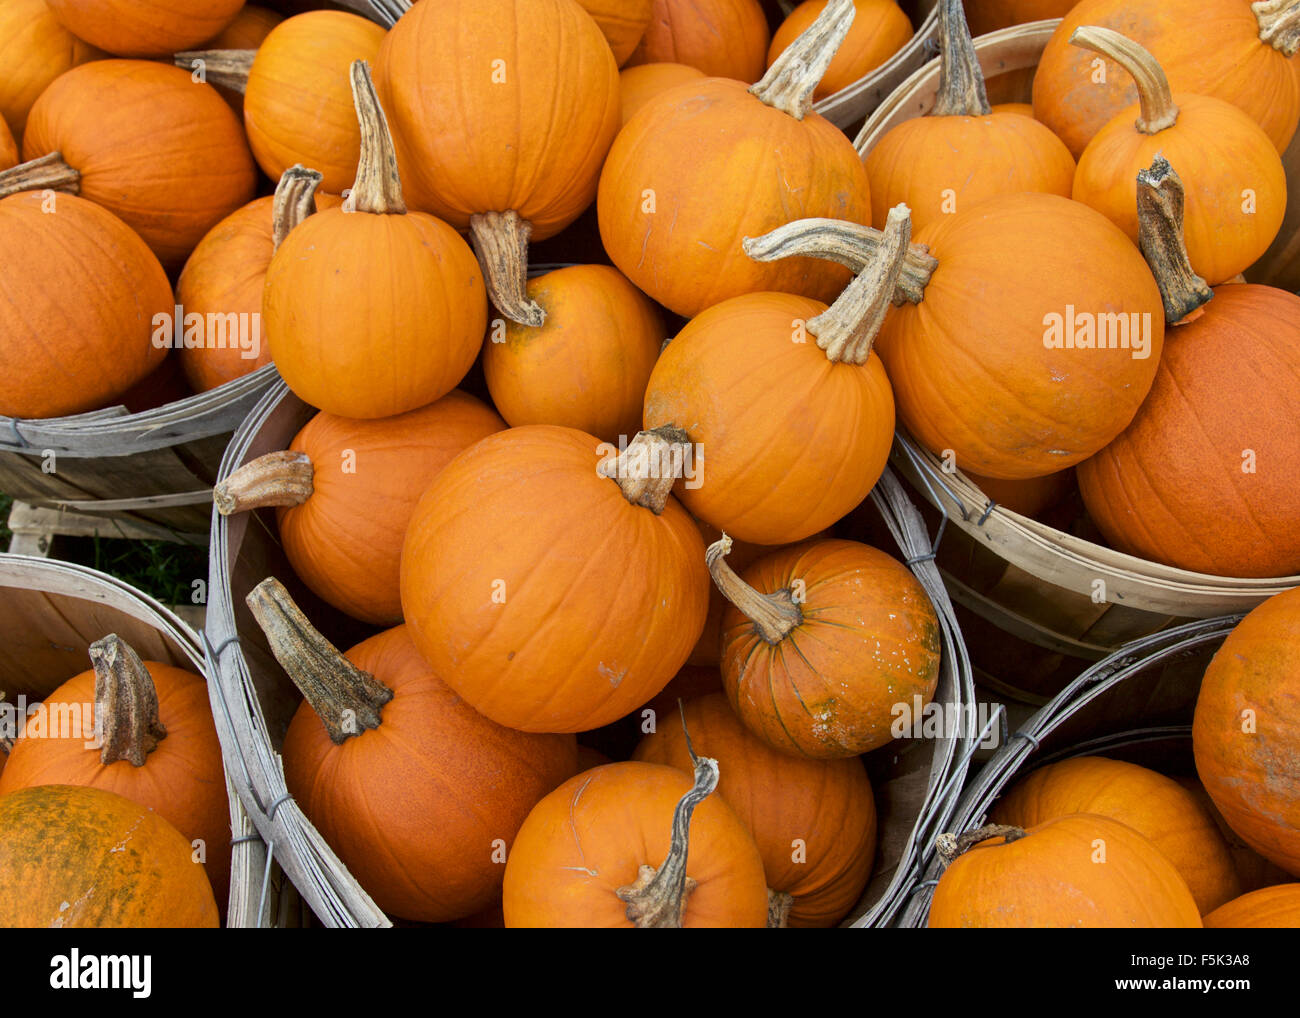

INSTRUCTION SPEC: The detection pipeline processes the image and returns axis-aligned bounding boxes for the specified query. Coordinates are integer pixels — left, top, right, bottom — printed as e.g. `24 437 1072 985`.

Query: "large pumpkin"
626 0 770 81
1193 586 1300 877
0 0 103 140
1203 884 1300 928
769 0 913 99
400 426 710 733
46 0 243 56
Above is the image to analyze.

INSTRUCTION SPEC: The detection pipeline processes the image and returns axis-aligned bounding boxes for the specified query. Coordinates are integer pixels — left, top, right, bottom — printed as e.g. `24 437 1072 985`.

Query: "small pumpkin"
769 0 913 99
618 61 705 125
577 0 655 65
626 0 770 81
46 0 243 57
0 0 103 140
201 3 280 47
1203 884 1300 928
687 520 781 667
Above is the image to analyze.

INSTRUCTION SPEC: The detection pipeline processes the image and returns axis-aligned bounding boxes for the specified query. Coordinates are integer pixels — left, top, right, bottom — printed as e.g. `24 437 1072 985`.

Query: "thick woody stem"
1136 156 1214 324
1069 26 1178 134
933 0 991 117
0 693 13 754
767 889 795 928
214 451 314 516
743 218 936 305
1254 0 1300 56
245 578 393 745
89 635 167 768
935 823 1027 867
173 49 255 92
346 60 405 215
0 152 80 199
272 165 324 254
750 0 856 120
706 535 802 643
470 211 546 327
598 426 691 515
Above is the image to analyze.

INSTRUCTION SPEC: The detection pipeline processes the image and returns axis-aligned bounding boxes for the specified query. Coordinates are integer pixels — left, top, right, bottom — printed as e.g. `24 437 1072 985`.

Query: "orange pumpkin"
929 814 1203 927
503 760 769 927
577 0 655 65
864 0 1075 234
626 0 770 81
634 692 877 926
618 61 705 124
376 0 620 326
0 784 218 928
0 191 170 419
600 0 872 318
1203 884 1300 928
0 0 103 140
965 0 1077 36
482 264 664 443
264 62 486 419
0 118 15 171
46 0 243 56
963 468 1073 518
1193 586 1300 877
201 3 280 47
769 0 913 99
249 584 577 923
400 426 710 733
687 520 780 667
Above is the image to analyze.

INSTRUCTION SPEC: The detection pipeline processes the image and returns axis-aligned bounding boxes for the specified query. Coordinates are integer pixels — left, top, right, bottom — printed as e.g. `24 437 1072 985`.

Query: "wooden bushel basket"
205 379 981 928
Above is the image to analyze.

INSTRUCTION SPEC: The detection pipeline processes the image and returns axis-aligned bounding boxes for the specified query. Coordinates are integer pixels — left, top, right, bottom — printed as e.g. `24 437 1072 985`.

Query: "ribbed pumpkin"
991 756 1240 914
0 636 230 908
600 0 872 318
1032 0 1300 157
1193 586 1300 877
47 0 243 56
249 581 577 923
928 814 1203 927
710 536 941 759
0 784 218 928
482 265 664 443
864 0 1075 234
376 0 619 327
10 60 256 267
1203 884 1300 928
503 759 769 927
264 62 486 420
1068 27 1285 286
578 0 655 65
634 692 877 927
215 390 506 626
966 0 1076 36
400 426 710 733
619 61 705 124
0 191 170 419
769 0 913 99
626 0 770 80
0 0 103 139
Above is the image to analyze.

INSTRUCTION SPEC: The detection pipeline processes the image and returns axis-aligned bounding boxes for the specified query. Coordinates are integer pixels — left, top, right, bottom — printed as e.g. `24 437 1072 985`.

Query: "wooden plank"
7 503 206 546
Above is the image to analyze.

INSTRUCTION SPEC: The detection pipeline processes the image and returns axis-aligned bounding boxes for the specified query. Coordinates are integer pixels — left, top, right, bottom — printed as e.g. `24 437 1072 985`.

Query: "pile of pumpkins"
0 0 1296 927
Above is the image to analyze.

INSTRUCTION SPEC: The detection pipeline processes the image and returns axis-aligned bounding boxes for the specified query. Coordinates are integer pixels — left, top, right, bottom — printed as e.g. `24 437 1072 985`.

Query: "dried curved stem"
1136 156 1213 324
598 427 691 515
1254 0 1300 56
935 823 1027 867
345 60 405 215
470 211 545 327
0 152 80 200
1069 26 1178 134
272 165 324 255
706 535 802 643
89 635 167 768
173 49 255 92
246 578 393 745
214 451 313 516
750 0 855 120
933 0 991 117
767 889 794 928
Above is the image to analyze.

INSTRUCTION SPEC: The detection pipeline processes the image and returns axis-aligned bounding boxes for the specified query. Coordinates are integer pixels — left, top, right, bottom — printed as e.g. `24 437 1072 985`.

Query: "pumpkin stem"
1254 0 1300 57
89 635 167 768
750 0 856 120
615 728 720 927
935 823 1028 867
933 0 991 117
272 165 324 255
706 535 802 643
470 210 546 328
767 888 794 928
345 60 406 216
1136 156 1214 325
214 451 314 516
598 426 693 515
743 217 936 305
245 578 394 745
172 49 255 93
1069 26 1178 134
0 152 80 200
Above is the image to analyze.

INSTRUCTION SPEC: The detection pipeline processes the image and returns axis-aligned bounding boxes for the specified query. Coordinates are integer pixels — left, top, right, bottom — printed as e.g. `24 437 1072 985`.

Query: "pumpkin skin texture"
399 425 710 734
929 814 1203 927
626 0 770 81
244 12 387 195
0 0 103 140
482 265 664 443
375 0 620 242
281 624 577 923
619 61 705 124
0 192 170 419
202 3 280 47
965 0 1077 37
1077 285 1300 578
577 0 655 65
278 392 506 626
634 692 877 927
502 761 769 927
1203 884 1300 928
1032 0 1300 157
875 192 1164 479
991 756 1241 914
599 78 872 318
0 784 219 928
769 0 913 99
22 60 257 267
1193 587 1300 877
47 0 243 57
0 118 14 170
642 292 894 545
